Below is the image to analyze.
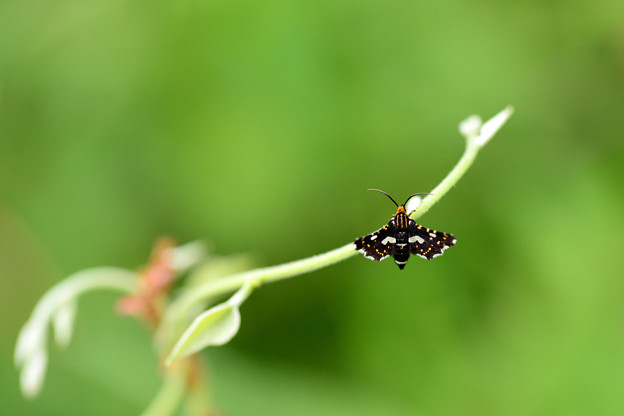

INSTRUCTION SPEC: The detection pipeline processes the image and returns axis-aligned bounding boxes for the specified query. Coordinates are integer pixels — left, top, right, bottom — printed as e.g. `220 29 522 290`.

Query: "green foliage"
165 282 253 365
2 0 624 415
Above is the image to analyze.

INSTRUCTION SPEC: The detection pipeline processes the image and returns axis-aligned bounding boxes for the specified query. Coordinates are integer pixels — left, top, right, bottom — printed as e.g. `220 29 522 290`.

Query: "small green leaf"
51 300 77 348
165 304 240 366
169 240 209 274
459 115 482 140
14 322 45 367
20 348 47 398
459 106 514 147
165 281 255 366
477 105 514 146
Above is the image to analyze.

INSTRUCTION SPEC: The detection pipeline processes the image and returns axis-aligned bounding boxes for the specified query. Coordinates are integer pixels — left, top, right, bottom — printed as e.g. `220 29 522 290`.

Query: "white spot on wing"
370 234 377 241
429 232 437 238
364 254 389 261
381 236 396 245
408 235 424 244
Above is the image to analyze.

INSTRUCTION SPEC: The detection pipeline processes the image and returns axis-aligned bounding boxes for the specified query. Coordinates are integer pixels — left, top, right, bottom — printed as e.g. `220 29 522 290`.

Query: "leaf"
14 322 45 367
51 300 77 348
459 115 482 140
165 281 254 365
20 349 47 399
474 106 514 146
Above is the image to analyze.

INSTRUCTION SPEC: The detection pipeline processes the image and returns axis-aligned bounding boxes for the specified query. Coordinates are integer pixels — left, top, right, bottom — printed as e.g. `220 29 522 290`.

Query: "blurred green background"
2 0 624 414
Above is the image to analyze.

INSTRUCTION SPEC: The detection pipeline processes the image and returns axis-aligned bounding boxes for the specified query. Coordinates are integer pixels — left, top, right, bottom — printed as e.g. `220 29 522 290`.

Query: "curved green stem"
157 243 355 349
24 267 137 328
15 267 137 365
159 106 514 351
410 138 480 219
14 267 138 398
411 105 514 219
140 368 186 416
182 242 354 306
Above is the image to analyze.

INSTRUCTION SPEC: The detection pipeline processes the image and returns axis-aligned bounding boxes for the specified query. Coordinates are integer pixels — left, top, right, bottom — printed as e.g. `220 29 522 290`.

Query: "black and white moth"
354 189 457 269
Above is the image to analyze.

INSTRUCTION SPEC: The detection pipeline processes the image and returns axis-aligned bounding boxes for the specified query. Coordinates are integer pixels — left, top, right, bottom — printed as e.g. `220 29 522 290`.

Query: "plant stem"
412 105 514 219
27 268 137 324
158 243 355 347
410 139 479 220
140 364 186 416
159 106 514 351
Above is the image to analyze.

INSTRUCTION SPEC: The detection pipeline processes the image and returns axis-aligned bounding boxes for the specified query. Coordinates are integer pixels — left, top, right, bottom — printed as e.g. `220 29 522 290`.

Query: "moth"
354 189 457 269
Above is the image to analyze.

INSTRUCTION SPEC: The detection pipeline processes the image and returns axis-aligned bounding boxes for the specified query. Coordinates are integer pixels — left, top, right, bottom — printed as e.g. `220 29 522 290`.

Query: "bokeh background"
2 0 624 414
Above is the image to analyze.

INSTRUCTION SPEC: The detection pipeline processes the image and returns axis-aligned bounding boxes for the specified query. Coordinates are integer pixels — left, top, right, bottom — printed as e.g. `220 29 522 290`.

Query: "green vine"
14 106 513 415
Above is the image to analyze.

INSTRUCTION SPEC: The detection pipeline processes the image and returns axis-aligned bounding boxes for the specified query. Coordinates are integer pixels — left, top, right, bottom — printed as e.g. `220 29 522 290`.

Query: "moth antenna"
404 192 433 206
367 188 399 207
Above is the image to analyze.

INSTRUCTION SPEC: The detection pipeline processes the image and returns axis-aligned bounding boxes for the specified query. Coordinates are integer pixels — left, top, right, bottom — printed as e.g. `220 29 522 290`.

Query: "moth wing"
354 223 396 261
408 221 457 260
